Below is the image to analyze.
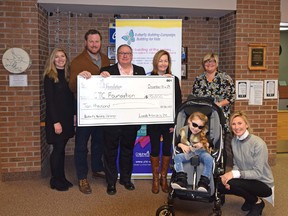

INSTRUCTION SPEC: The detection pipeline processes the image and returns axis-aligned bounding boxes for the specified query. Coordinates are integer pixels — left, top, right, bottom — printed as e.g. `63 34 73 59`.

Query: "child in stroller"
171 111 213 192
156 96 226 216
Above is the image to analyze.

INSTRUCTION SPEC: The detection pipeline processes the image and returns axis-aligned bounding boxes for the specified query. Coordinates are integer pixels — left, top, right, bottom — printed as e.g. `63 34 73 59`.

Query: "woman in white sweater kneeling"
219 111 274 216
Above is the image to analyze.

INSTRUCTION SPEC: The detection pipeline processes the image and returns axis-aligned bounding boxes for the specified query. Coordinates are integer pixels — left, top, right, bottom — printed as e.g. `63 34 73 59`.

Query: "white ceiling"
39 3 234 18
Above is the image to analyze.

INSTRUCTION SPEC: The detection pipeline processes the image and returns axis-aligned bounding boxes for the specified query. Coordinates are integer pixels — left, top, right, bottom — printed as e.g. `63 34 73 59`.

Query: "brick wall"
219 12 237 116
233 0 280 165
0 0 280 180
181 17 220 98
0 0 42 180
219 12 237 81
38 4 50 177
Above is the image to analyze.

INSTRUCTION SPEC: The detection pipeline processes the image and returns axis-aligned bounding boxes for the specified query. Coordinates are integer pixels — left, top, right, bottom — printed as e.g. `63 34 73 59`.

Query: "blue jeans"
74 126 104 180
174 148 213 178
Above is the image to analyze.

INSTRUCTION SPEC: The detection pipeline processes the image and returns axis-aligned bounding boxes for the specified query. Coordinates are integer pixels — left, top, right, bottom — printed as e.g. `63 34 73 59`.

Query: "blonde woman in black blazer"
44 48 75 191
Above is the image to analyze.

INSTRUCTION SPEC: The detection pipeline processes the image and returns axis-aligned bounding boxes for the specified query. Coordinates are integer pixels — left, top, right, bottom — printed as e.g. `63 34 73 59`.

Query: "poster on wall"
264 80 278 99
115 19 182 79
248 81 263 105
115 19 181 178
236 80 249 100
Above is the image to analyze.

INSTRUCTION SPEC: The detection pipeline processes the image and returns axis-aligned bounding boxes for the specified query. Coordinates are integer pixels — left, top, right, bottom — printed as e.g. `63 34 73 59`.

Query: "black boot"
241 200 253 211
50 144 69 191
60 160 73 188
63 178 73 188
197 175 210 192
50 177 69 191
171 172 187 190
246 199 265 216
59 145 73 188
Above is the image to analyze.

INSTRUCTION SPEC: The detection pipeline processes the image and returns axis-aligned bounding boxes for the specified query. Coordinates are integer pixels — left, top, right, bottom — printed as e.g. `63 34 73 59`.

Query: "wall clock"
2 48 31 73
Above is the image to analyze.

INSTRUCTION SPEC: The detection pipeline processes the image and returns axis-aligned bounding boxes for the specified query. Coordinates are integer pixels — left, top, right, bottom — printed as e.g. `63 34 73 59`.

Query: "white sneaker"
197 186 208 192
171 182 187 190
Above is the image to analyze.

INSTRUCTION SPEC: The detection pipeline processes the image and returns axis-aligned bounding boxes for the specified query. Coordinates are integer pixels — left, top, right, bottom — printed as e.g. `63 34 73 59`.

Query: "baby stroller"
156 96 226 216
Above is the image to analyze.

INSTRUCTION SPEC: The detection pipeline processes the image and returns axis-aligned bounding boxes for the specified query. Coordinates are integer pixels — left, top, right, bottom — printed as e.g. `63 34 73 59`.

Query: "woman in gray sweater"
219 111 274 216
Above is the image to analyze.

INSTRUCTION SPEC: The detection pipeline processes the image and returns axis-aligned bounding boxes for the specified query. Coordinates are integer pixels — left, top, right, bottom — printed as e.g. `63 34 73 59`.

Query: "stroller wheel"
208 211 222 216
156 205 175 216
167 193 174 205
220 194 225 205
210 198 222 216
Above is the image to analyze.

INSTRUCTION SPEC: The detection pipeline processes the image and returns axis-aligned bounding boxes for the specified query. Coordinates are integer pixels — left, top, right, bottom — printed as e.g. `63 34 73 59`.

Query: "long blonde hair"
179 112 210 152
43 48 70 83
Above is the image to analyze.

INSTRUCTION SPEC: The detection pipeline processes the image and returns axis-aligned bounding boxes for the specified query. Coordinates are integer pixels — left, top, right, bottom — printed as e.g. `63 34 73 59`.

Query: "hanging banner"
116 19 182 79
115 19 181 178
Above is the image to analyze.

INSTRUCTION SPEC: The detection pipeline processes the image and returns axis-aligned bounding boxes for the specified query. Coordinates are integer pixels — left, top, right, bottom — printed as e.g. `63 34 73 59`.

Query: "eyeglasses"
118 52 132 56
191 122 205 129
204 59 216 65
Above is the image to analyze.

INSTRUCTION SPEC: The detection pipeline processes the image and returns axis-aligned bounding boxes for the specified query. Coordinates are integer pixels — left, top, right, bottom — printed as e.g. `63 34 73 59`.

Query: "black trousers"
223 132 233 170
218 178 272 204
103 126 138 185
147 124 173 157
50 139 68 179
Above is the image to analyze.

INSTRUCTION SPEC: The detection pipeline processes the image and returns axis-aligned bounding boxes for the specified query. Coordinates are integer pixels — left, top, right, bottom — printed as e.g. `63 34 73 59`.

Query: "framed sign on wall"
248 44 267 70
181 64 187 79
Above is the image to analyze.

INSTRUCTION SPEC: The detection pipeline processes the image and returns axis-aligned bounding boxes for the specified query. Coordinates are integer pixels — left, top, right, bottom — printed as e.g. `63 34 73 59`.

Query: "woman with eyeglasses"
171 111 213 192
192 53 235 169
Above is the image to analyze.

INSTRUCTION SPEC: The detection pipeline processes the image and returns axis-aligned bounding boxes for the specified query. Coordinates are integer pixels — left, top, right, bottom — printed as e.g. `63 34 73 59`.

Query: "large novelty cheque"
77 76 175 126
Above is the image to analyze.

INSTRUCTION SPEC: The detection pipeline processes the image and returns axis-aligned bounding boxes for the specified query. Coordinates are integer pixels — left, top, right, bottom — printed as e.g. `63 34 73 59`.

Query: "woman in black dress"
43 48 75 191
147 50 182 194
